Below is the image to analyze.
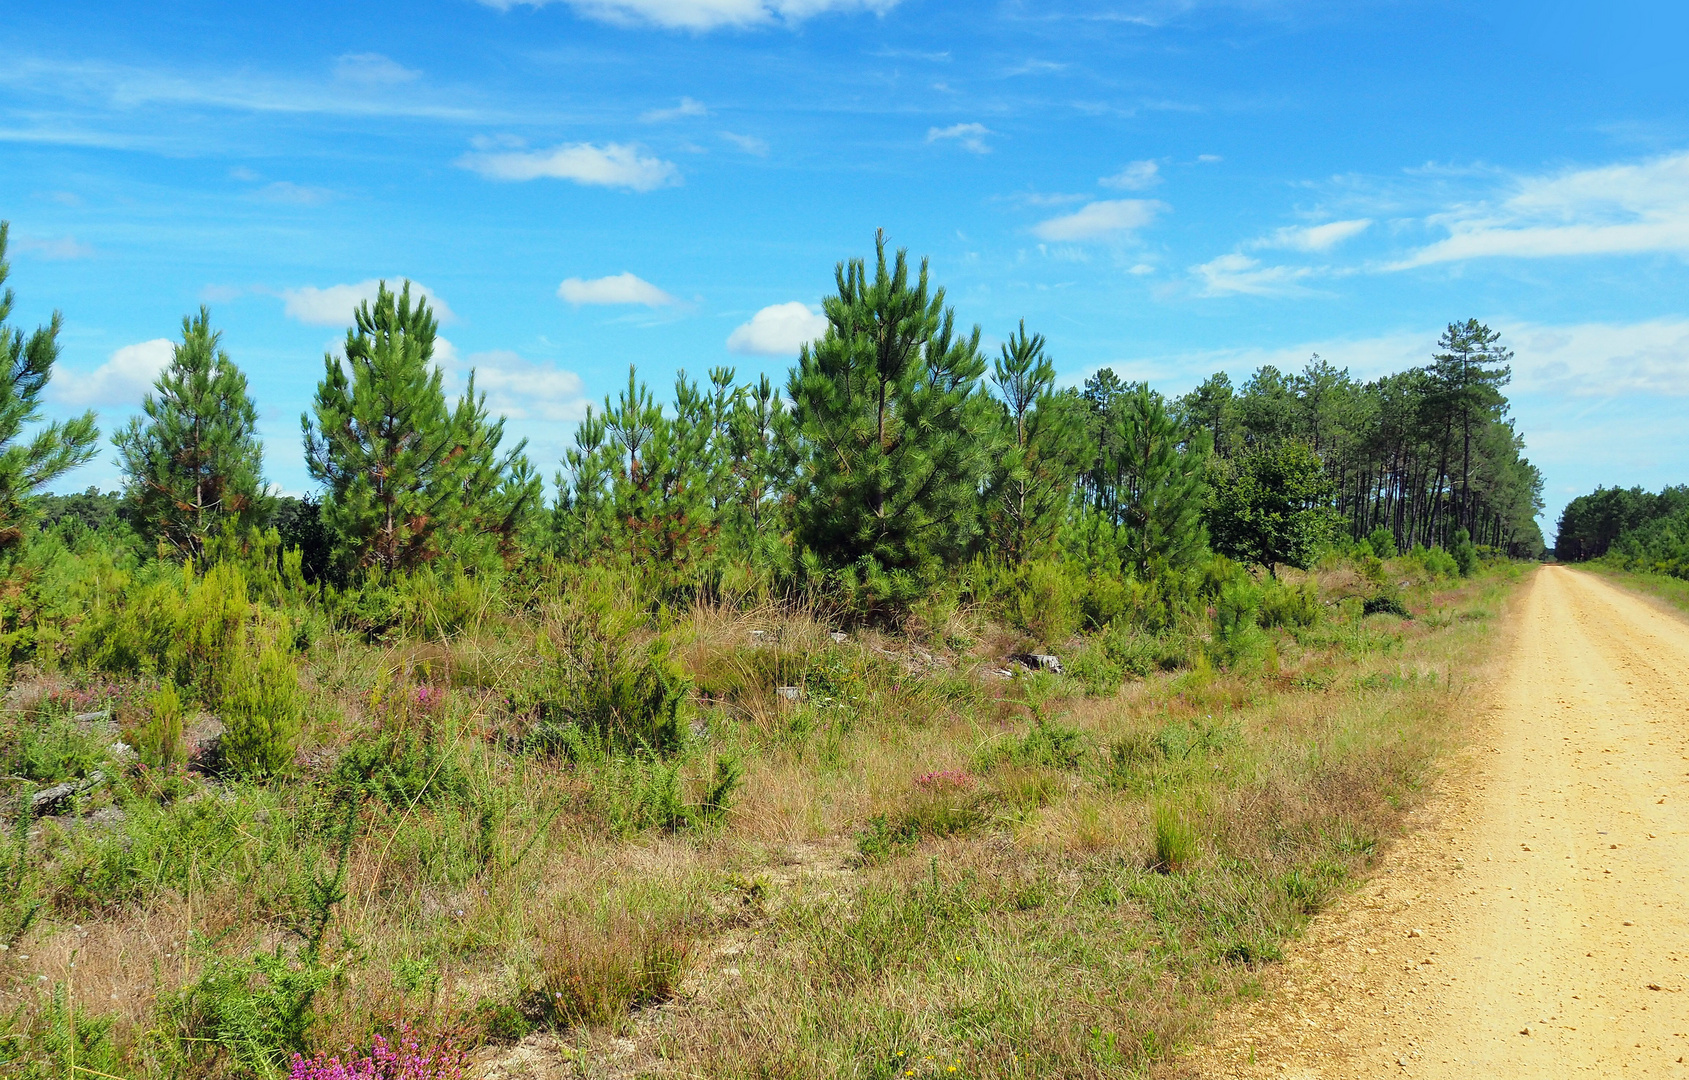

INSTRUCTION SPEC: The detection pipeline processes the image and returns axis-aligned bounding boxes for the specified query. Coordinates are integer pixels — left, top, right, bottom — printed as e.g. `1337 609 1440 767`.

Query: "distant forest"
1555 484 1689 578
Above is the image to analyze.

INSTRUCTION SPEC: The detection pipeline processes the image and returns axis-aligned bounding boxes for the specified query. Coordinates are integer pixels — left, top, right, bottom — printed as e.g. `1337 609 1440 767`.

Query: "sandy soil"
1182 566 1689 1078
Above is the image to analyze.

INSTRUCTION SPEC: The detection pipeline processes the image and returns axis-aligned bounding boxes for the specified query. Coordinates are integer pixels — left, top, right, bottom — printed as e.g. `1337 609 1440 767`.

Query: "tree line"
1555 483 1689 577
2 224 1544 603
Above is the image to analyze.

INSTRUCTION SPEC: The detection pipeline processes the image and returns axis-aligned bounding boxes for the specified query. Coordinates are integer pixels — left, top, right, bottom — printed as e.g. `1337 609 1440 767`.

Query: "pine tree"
114 307 268 558
985 321 1086 564
302 281 537 571
788 231 995 590
1110 385 1210 575
0 221 99 547
1427 320 1512 536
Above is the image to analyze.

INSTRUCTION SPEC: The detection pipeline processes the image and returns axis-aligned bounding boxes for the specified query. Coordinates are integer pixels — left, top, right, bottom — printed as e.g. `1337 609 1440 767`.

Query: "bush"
1258 579 1320 629
1211 578 1268 669
1008 559 1081 644
220 644 304 779
1451 528 1478 577
1366 526 1397 559
128 680 185 769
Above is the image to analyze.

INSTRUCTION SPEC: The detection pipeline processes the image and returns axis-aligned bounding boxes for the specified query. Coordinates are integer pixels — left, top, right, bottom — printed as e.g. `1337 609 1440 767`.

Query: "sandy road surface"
1184 566 1689 1077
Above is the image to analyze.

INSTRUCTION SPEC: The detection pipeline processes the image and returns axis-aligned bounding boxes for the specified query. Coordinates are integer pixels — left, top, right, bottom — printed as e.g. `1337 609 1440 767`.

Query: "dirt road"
1185 566 1689 1077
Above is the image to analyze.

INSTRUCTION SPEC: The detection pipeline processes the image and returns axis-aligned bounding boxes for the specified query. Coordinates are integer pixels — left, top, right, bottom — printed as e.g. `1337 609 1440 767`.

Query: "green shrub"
980 716 1086 771
1366 526 1397 559
0 702 112 783
130 680 185 769
1009 559 1081 644
1211 578 1267 669
1258 579 1321 629
1451 528 1478 577
220 644 303 779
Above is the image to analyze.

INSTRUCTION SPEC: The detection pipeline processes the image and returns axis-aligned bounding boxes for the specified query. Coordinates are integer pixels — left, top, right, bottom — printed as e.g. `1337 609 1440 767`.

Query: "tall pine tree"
0 221 99 547
114 307 268 558
302 281 537 571
788 231 995 591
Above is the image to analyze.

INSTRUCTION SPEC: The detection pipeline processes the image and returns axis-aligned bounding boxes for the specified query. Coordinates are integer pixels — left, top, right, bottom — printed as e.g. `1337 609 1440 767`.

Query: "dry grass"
0 563 1523 1080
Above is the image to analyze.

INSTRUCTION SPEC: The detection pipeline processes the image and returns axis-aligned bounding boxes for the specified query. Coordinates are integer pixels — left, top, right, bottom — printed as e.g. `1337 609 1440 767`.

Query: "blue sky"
3 0 1686 535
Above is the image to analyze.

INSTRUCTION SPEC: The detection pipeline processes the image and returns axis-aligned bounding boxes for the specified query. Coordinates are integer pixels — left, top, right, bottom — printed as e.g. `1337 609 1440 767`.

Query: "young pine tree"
985 320 1087 565
302 281 537 572
114 307 268 558
0 221 99 547
788 231 995 590
1110 385 1210 575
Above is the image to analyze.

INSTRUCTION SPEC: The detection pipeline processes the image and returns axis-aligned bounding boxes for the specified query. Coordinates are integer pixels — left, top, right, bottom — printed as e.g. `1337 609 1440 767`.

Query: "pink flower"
289 1024 464 1080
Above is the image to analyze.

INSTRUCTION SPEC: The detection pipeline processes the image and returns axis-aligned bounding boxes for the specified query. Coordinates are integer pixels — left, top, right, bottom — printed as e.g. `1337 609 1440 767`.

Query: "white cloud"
1504 318 1689 398
280 279 457 327
457 141 680 191
557 272 678 307
927 122 992 154
474 0 897 30
1398 151 1689 267
1099 160 1160 190
1260 218 1371 252
641 97 707 122
444 348 592 423
721 131 769 156
1189 253 1320 297
1031 199 1165 242
1197 154 1223 164
727 301 828 356
55 338 173 408
333 53 420 85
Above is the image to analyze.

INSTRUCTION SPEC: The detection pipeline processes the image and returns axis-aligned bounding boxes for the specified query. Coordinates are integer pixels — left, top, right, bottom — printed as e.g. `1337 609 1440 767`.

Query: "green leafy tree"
985 321 1087 564
114 307 269 558
0 221 99 547
788 231 994 589
302 282 538 571
1207 439 1340 574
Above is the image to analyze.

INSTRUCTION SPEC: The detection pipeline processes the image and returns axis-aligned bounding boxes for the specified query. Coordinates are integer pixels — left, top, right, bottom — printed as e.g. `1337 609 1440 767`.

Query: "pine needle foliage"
114 306 268 558
0 222 99 549
985 320 1088 564
788 230 995 594
302 281 539 573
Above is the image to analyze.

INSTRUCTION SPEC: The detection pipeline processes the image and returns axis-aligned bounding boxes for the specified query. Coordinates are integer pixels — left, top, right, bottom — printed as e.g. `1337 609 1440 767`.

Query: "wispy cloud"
727 302 828 355
1257 218 1372 253
474 0 898 31
1031 199 1165 241
457 141 680 190
281 280 456 327
1099 160 1160 190
333 53 421 86
641 96 707 122
557 272 678 307
721 131 769 156
0 56 482 121
927 122 993 154
1189 253 1321 297
12 234 95 259
252 181 336 206
1396 151 1689 267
